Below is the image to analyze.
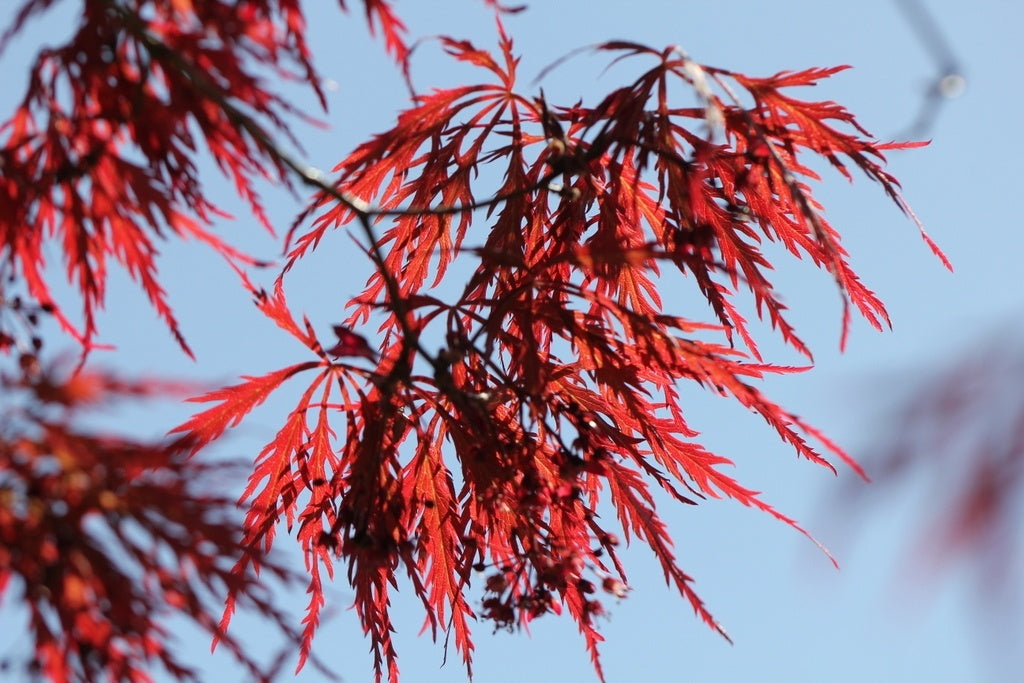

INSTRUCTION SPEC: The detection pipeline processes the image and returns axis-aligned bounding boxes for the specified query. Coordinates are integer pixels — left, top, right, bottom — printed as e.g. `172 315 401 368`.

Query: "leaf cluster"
0 2 948 682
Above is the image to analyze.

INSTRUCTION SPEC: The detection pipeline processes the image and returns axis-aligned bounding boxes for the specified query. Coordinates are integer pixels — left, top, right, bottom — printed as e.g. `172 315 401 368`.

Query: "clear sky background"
3 2 1023 682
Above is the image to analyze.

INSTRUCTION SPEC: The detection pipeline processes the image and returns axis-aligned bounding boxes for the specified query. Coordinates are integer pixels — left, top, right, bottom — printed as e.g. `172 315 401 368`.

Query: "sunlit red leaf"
170 363 319 454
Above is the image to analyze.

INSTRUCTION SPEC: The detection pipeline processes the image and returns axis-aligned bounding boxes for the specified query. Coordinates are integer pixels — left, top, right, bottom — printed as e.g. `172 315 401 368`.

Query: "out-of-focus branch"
892 0 966 137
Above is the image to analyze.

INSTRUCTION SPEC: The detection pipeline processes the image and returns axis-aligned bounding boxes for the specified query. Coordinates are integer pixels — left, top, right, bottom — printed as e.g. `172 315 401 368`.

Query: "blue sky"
3 2 1023 682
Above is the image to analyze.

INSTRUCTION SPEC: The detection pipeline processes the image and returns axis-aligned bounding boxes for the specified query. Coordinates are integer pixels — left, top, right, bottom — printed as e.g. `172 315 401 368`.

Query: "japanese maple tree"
0 1 948 681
